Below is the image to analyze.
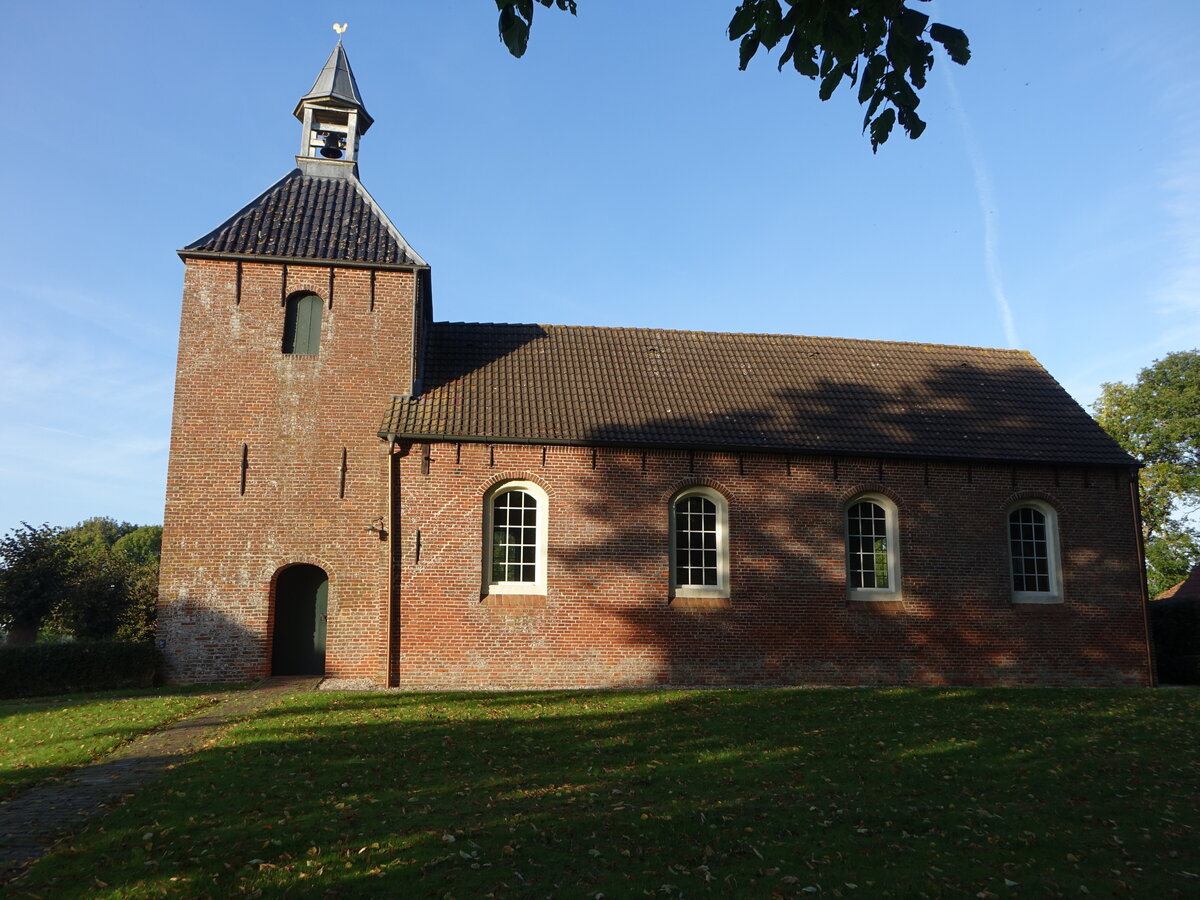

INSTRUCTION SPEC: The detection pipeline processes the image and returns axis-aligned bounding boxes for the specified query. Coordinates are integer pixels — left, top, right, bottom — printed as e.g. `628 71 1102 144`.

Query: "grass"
8 688 1200 898
0 685 238 800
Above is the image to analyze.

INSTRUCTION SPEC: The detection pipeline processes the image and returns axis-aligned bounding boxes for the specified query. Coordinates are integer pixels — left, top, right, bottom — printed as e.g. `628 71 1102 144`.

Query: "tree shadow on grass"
11 688 1198 898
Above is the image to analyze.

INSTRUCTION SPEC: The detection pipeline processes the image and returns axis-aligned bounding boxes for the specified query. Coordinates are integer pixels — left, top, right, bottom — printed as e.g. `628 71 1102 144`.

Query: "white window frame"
669 486 730 599
483 480 548 595
1007 501 1063 604
845 494 902 601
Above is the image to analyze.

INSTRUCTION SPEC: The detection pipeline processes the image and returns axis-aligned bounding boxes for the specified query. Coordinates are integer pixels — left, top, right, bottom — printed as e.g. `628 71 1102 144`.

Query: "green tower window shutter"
283 292 322 355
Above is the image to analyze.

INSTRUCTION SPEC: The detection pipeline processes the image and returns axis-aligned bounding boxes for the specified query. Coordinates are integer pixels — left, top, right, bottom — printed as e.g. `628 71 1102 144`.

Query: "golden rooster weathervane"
333 23 348 37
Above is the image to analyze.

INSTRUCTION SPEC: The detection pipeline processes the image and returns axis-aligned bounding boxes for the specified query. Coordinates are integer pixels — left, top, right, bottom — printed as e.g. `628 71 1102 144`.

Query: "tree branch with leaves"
494 0 969 151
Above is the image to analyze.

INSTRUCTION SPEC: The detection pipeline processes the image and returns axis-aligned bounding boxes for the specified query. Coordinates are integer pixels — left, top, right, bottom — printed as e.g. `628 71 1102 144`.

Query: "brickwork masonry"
159 259 417 684
158 257 1150 689
394 442 1151 688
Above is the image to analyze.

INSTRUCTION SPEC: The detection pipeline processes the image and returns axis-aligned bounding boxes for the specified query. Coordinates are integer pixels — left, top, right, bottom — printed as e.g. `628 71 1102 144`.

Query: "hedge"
0 641 156 699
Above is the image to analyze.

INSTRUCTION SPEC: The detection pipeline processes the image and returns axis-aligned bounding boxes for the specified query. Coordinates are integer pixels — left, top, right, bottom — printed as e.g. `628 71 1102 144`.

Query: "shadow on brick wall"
561 360 1149 687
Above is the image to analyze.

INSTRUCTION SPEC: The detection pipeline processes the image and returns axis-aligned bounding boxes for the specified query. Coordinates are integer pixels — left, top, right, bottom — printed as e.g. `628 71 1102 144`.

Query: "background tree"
494 0 969 151
0 523 74 646
1094 350 1200 596
0 518 162 645
64 516 137 559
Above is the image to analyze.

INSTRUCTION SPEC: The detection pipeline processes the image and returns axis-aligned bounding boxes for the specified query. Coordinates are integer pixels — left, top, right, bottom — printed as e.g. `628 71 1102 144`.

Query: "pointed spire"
293 42 373 133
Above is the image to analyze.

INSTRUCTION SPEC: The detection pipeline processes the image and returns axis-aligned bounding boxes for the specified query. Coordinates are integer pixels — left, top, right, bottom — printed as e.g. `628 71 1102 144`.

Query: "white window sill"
671 586 730 600
847 590 903 603
486 582 546 596
1012 593 1063 605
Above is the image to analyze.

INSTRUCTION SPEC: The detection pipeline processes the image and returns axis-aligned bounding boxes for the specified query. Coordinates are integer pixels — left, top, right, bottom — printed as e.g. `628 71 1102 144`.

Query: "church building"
158 46 1154 688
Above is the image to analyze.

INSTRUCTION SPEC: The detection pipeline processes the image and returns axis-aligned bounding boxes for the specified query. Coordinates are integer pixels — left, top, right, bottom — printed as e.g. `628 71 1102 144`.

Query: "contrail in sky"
942 64 1020 349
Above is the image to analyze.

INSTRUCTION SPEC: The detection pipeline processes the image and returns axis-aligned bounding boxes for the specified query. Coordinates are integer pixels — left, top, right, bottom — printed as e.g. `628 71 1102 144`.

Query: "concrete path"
0 676 319 884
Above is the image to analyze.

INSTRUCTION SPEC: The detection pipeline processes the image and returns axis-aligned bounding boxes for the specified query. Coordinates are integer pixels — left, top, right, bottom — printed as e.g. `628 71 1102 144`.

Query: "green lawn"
0 686 233 800
9 688 1200 898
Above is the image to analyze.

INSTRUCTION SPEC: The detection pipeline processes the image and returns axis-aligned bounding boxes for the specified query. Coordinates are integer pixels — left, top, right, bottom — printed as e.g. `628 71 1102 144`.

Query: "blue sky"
2 1 1198 535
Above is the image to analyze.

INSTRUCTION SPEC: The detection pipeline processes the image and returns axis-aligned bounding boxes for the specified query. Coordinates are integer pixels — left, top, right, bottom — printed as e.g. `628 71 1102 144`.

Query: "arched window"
484 481 548 594
670 487 729 598
846 495 901 600
1008 502 1062 602
282 292 322 355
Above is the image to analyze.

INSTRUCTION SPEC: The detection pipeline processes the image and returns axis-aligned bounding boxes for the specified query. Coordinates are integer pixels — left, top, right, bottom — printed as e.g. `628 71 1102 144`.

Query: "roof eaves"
377 426 1138 469
176 248 428 272
181 170 301 254
348 177 427 267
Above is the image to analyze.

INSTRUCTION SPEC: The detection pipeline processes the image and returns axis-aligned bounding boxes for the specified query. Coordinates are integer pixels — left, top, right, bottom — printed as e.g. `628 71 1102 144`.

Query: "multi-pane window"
484 482 548 593
670 487 729 598
282 292 322 355
674 494 719 587
847 500 890 589
845 496 900 598
1008 504 1060 600
491 489 538 583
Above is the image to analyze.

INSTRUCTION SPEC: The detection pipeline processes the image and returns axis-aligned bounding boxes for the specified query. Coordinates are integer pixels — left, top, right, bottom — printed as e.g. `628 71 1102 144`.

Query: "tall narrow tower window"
283 292 322 355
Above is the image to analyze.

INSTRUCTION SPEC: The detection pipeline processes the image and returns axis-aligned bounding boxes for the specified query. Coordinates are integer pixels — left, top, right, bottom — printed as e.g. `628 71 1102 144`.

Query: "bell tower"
294 42 373 174
159 43 430 686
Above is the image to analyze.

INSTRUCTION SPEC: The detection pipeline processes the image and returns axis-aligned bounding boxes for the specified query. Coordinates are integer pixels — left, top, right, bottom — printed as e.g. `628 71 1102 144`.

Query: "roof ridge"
431 320 1033 357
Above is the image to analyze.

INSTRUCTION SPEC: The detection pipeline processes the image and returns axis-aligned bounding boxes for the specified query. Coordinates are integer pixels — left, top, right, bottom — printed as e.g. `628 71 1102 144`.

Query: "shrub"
0 641 156 699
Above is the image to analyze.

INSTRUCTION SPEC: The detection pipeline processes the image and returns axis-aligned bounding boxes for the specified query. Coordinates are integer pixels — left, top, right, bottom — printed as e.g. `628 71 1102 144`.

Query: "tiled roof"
1154 564 1200 601
381 323 1135 466
182 170 425 267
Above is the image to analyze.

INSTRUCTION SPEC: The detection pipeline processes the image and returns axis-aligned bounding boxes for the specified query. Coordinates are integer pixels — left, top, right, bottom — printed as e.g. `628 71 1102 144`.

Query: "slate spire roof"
381 323 1135 467
293 41 373 132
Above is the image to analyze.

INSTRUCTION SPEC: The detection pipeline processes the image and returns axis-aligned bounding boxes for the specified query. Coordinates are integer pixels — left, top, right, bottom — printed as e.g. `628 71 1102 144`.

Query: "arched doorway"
272 564 328 676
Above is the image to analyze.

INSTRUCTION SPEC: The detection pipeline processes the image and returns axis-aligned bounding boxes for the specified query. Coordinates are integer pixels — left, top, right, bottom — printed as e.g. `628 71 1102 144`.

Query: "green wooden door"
272 565 328 675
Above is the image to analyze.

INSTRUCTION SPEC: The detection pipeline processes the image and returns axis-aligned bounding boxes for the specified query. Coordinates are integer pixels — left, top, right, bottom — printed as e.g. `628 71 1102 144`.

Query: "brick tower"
158 44 427 683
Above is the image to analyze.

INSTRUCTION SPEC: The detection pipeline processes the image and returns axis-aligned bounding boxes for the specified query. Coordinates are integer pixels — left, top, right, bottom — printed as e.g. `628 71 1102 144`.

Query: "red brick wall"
394 442 1151 688
159 257 421 683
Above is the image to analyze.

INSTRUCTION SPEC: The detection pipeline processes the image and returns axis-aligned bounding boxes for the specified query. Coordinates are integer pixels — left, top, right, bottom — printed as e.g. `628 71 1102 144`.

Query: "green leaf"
498 7 530 58
738 32 760 70
819 65 845 101
755 0 784 49
858 54 887 104
861 88 885 130
898 106 926 140
869 107 896 151
929 23 971 64
728 3 755 41
898 8 930 39
884 70 920 110
884 29 911 74
794 49 819 77
908 41 932 89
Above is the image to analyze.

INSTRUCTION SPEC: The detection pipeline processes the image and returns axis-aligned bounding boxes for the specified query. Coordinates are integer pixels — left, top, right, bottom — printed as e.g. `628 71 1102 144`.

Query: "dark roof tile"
182 170 424 267
381 323 1133 466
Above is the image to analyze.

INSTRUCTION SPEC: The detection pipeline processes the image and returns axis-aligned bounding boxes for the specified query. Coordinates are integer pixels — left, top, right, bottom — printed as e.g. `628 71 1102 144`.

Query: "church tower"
159 44 428 684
